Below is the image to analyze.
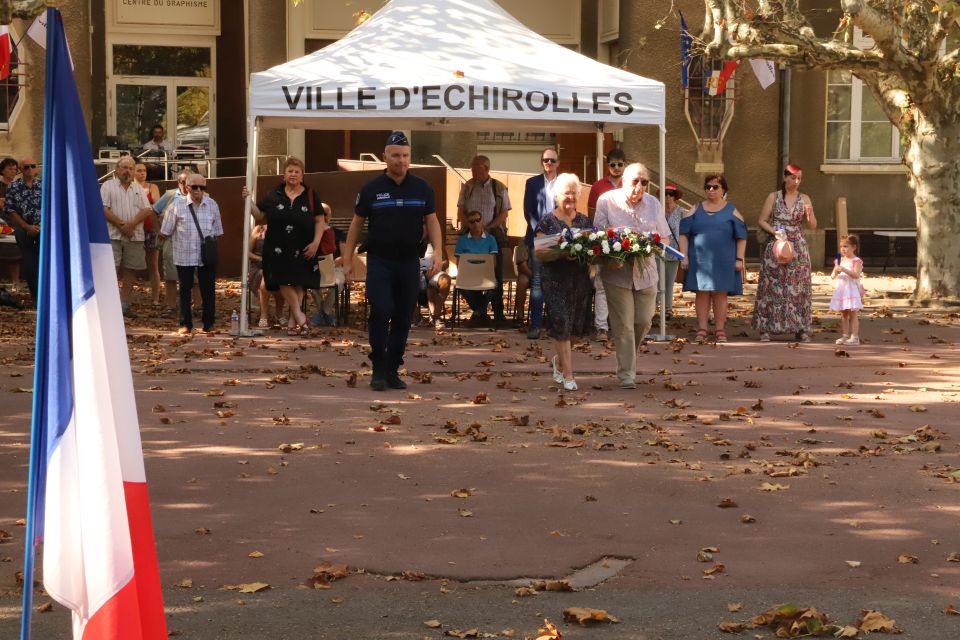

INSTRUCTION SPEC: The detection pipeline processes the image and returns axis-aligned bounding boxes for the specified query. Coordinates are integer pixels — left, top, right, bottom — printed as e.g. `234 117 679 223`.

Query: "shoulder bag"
188 203 218 267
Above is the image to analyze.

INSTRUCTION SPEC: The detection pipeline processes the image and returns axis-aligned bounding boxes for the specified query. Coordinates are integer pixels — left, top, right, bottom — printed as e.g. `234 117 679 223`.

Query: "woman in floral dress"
752 163 818 342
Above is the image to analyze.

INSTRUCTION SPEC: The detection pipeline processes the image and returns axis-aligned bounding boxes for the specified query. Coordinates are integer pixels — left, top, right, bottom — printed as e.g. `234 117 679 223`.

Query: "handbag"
772 231 795 264
188 203 218 267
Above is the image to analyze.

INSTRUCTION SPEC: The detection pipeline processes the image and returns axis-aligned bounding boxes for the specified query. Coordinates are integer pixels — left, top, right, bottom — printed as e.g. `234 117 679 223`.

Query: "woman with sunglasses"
242 156 328 336
678 175 748 343
752 163 817 342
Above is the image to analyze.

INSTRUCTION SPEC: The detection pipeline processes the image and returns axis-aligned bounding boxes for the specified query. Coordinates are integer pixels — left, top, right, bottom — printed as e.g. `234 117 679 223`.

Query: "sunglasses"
665 190 678 198
704 184 722 191
21 164 37 170
608 162 624 168
190 185 206 191
541 158 558 164
631 178 649 187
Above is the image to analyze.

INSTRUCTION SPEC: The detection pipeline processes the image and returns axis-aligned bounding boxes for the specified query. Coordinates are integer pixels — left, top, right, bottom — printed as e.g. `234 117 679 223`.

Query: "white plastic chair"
451 253 498 328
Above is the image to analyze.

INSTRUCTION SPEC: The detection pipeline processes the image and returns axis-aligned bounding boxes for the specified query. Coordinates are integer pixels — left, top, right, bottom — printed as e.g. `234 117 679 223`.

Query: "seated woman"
454 210 499 327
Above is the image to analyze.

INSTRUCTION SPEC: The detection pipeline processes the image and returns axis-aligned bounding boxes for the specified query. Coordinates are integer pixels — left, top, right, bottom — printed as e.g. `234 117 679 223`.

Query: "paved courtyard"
1 274 958 639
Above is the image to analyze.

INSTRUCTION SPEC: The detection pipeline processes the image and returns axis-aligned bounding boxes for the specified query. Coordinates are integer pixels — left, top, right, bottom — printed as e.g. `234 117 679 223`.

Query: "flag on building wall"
706 60 739 96
679 11 691 90
20 8 166 640
750 59 777 89
0 26 11 80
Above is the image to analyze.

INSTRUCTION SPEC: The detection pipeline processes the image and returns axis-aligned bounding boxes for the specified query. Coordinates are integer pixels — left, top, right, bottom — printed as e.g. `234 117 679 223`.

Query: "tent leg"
595 126 604 182
651 124 670 341
239 116 261 336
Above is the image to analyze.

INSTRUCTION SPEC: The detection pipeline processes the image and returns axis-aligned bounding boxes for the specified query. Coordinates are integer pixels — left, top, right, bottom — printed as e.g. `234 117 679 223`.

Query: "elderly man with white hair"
101 155 155 318
594 163 672 389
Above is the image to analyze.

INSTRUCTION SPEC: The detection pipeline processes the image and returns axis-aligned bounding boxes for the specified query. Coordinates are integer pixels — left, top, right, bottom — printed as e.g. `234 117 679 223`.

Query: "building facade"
0 0 916 263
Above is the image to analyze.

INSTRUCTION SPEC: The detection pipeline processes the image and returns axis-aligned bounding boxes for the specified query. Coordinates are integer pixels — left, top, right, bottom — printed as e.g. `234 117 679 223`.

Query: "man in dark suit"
522 147 559 339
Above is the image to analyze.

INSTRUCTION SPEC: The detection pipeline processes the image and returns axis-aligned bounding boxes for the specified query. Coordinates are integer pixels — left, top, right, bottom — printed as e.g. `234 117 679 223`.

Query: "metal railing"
96 153 288 183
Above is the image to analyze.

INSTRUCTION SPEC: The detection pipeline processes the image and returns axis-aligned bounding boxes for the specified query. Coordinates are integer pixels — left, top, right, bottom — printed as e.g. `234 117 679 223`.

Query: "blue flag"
679 10 692 90
21 8 167 640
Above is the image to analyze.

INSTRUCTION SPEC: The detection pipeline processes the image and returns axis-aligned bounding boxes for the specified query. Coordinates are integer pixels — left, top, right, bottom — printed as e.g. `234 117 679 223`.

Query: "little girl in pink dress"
830 234 864 345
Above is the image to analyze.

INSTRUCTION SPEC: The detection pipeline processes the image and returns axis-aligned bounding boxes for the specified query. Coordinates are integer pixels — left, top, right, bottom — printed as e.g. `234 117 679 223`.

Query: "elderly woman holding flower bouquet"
534 173 593 392
594 163 672 389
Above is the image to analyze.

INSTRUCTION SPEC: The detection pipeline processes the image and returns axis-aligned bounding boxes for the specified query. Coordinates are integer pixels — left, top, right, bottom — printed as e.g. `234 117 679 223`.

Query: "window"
825 69 900 162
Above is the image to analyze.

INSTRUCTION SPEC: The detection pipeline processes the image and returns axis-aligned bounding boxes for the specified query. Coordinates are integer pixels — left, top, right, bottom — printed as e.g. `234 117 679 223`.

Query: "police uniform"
355 168 436 378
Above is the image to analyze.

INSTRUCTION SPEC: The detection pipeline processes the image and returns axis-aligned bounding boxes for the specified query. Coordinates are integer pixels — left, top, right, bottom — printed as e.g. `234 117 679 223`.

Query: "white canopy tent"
242 0 667 334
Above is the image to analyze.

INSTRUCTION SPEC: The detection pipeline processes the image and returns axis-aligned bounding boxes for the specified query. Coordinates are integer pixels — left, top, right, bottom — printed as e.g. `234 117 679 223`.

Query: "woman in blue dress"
678 175 748 343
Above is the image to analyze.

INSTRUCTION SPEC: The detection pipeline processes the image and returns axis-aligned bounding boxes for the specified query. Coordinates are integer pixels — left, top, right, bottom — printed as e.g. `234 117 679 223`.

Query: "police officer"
343 131 443 391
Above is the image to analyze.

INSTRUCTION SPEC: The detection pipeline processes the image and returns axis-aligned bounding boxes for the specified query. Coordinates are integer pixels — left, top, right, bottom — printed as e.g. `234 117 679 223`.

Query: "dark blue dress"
679 203 748 295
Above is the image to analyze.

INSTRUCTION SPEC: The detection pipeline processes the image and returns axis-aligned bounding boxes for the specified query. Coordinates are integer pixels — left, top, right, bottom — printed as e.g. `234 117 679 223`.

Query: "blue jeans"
463 289 494 316
366 254 420 375
529 253 544 329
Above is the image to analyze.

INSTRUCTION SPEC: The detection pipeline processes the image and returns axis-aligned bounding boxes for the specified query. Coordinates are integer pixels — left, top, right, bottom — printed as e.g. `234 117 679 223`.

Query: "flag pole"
20 8 57 638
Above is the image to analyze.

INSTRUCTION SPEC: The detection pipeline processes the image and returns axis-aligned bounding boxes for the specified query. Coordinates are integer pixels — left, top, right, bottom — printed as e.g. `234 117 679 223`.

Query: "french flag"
20 9 166 640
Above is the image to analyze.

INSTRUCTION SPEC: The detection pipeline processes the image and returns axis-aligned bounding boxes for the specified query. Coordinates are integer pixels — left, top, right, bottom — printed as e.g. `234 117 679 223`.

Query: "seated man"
513 242 532 325
418 242 452 329
454 210 499 327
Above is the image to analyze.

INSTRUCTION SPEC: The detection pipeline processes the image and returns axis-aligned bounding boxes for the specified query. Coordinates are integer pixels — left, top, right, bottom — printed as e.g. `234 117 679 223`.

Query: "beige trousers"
604 282 657 384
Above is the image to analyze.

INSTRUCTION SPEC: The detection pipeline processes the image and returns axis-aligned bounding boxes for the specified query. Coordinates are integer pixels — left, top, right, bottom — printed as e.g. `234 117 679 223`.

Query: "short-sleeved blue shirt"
355 171 436 260
454 231 498 256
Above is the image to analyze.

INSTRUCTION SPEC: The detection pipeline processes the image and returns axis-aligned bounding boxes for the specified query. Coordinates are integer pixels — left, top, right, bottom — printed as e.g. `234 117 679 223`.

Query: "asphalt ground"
0 273 958 639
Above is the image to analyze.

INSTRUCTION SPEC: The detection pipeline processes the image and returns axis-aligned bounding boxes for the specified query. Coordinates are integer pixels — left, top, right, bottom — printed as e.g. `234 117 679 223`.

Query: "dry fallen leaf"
759 482 789 492
562 607 619 625
717 498 738 508
450 488 473 498
423 619 442 629
896 554 918 564
236 582 270 593
248 551 264 558
857 609 900 633
944 603 960 616
177 578 193 588
457 508 473 517
845 560 861 568
535 619 562 640
727 602 743 612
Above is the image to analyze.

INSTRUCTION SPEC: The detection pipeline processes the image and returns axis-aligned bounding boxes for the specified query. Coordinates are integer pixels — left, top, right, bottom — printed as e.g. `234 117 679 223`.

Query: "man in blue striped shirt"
344 131 443 391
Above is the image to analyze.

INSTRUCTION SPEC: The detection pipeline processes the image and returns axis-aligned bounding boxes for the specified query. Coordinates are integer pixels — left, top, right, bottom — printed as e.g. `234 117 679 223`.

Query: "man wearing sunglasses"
153 169 194 315
522 148 559 339
585 148 627 343
3 157 42 304
101 155 156 318
594 163 672 389
160 174 223 334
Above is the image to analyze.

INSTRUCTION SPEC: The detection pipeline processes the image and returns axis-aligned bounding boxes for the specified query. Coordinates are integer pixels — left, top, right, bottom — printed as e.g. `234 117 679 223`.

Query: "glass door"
108 40 216 174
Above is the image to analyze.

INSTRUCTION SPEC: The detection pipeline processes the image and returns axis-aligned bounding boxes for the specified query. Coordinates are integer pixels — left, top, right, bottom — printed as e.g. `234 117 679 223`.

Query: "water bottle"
230 309 239 334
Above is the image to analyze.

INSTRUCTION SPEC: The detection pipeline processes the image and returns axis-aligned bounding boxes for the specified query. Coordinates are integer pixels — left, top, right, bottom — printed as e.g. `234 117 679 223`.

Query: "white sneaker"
760 333 771 342
835 335 849 345
844 335 860 345
562 379 578 392
551 355 563 384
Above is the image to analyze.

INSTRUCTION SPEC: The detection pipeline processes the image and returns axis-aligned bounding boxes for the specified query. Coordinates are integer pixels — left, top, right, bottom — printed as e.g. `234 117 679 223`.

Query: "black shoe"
386 372 407 390
370 375 387 391
527 327 541 340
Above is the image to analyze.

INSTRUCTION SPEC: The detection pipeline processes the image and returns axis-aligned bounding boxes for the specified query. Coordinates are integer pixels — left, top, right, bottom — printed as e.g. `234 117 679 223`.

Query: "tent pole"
239 115 260 336
595 125 604 182
649 123 673 341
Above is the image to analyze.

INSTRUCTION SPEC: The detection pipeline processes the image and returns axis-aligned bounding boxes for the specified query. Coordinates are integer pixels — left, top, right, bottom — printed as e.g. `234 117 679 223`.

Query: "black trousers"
366 254 420 375
13 226 40 303
177 264 216 330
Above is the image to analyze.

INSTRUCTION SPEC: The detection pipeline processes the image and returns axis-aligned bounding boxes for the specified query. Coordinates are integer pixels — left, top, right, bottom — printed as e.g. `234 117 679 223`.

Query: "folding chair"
451 253 498 328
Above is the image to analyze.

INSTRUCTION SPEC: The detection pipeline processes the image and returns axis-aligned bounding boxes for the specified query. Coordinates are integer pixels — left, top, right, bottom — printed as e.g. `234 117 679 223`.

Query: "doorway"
108 40 216 175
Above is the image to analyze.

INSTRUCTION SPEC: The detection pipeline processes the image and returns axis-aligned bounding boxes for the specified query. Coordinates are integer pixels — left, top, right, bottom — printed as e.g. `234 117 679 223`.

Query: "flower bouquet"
535 228 594 263
587 227 663 267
